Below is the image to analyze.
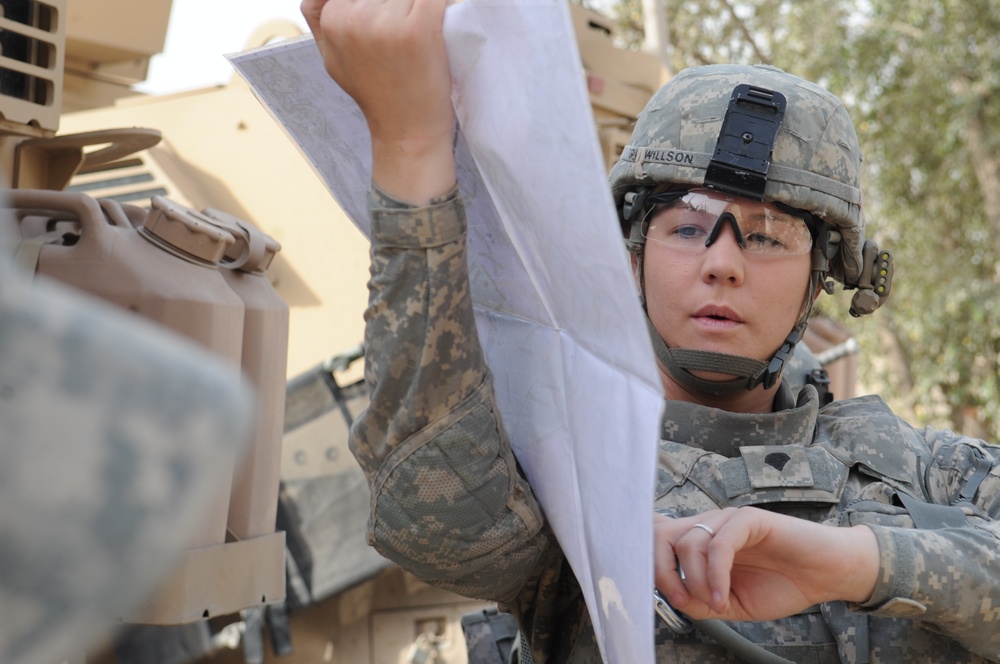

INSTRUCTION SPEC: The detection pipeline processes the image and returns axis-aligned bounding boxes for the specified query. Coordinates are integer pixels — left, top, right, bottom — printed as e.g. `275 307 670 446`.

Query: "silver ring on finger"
692 522 715 537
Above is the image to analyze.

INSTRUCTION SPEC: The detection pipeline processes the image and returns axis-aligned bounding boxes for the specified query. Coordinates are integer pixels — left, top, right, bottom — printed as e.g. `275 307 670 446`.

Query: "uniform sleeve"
348 186 552 603
858 427 1000 659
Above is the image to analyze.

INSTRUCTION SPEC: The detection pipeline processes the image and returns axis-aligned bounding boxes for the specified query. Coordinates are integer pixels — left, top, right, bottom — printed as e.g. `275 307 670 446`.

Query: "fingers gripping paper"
229 2 663 662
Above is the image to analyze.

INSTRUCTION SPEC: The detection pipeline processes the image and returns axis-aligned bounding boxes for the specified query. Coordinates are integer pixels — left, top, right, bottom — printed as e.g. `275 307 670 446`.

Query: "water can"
201 207 289 540
9 190 245 549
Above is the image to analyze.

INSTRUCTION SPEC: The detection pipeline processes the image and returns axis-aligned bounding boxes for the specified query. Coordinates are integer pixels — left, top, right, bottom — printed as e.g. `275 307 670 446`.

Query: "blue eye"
673 224 708 241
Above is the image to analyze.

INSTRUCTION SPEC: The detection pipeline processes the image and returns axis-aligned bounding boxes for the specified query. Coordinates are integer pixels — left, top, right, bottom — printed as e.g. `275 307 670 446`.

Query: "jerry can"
9 189 245 549
200 206 289 540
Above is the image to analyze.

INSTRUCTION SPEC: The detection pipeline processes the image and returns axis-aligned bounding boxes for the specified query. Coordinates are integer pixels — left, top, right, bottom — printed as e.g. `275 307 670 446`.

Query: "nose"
700 220 745 285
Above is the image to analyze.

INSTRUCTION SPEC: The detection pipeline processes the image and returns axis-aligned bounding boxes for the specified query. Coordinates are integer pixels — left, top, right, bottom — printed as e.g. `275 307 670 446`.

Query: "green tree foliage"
585 0 1000 438
843 0 1000 440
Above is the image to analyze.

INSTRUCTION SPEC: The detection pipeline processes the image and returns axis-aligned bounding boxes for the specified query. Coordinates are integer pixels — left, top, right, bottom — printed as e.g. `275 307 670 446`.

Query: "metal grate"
0 0 64 131
68 149 189 209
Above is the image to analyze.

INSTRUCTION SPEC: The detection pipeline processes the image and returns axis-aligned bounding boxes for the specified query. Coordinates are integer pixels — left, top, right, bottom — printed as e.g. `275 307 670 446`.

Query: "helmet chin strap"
645 314 809 396
645 315 767 395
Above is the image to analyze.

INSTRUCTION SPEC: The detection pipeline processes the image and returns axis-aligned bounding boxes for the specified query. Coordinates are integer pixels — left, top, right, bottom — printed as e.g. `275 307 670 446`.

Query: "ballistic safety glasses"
642 188 815 257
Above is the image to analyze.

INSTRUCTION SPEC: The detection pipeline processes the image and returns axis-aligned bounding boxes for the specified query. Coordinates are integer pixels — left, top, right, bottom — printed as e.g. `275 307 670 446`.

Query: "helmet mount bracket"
703 84 787 201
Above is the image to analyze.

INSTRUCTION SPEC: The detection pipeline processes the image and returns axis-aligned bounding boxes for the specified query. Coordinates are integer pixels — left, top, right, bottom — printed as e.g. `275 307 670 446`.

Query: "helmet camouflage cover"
610 63 890 305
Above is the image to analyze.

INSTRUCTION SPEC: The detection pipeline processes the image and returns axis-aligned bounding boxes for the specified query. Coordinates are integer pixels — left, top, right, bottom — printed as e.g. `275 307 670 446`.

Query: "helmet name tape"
622 147 698 168
704 84 787 201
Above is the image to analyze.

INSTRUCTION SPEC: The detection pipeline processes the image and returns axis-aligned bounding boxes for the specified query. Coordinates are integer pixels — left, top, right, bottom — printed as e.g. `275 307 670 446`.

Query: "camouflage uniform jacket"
351 187 1000 663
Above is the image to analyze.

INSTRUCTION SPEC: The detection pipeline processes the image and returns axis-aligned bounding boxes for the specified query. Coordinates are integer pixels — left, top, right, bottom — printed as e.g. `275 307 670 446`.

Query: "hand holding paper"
300 0 456 203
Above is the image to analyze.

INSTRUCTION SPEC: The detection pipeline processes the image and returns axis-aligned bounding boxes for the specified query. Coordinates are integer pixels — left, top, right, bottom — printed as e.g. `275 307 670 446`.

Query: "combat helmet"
610 64 892 395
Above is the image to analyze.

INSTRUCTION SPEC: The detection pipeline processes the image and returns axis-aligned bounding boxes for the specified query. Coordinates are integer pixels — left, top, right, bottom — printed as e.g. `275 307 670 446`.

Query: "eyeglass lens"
643 189 813 256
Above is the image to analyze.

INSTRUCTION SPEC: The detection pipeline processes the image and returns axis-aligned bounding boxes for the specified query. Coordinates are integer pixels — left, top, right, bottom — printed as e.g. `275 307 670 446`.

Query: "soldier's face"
636 213 812 383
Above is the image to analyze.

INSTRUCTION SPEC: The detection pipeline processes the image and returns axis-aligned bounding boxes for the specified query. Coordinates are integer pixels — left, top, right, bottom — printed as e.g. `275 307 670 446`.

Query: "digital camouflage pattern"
351 188 1000 664
0 265 253 664
609 64 866 289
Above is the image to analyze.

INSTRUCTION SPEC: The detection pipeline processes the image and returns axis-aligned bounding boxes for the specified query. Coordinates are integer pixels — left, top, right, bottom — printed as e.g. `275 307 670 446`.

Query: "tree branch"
718 0 770 64
965 100 1000 268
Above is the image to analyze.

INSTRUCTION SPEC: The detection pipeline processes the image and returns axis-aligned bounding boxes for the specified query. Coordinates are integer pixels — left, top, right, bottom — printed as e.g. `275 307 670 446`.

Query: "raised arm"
301 0 456 203
300 0 552 604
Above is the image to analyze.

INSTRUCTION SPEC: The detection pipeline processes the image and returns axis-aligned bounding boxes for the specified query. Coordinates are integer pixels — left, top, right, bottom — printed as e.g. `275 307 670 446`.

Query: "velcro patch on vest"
720 444 848 505
742 446 814 488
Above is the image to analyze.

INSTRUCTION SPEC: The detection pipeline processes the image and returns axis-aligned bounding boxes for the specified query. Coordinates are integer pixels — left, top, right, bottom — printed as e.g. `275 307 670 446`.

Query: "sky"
135 0 309 95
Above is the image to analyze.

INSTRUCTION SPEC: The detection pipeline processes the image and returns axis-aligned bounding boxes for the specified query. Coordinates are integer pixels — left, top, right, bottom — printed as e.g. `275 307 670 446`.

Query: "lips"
693 305 743 323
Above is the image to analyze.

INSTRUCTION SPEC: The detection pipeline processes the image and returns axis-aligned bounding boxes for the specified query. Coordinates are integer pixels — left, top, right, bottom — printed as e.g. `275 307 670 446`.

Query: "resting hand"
301 0 456 203
654 507 879 621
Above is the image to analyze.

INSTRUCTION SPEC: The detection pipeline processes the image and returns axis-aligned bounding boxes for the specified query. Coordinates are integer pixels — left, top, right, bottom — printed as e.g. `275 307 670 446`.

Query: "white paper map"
229 2 664 662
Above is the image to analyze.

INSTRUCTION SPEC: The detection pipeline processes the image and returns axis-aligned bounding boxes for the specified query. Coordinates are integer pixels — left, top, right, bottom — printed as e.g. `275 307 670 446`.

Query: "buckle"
654 588 694 634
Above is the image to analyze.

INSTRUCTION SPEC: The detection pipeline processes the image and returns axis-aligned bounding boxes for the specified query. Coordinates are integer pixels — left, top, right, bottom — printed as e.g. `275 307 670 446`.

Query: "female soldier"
301 0 1000 660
